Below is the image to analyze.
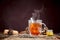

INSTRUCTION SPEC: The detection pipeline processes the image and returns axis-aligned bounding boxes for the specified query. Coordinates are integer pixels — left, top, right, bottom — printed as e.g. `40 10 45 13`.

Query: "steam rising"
32 6 45 20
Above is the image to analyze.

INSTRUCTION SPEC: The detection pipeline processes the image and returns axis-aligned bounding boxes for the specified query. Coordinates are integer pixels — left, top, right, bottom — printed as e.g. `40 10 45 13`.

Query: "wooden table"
1 34 59 40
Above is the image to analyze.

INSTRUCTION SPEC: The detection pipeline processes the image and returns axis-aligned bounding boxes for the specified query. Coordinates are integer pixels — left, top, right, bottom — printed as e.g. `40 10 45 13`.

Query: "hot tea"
30 22 42 35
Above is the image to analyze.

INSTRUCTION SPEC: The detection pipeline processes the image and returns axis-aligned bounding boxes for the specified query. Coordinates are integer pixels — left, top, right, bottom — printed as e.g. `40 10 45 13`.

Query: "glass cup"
28 20 42 36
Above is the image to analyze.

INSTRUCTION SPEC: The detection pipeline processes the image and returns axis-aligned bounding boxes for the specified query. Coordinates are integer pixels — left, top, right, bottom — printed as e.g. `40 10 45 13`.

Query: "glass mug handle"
40 23 48 35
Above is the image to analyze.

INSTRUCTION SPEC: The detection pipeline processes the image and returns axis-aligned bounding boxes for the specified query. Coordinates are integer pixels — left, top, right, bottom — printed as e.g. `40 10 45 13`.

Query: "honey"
46 30 54 36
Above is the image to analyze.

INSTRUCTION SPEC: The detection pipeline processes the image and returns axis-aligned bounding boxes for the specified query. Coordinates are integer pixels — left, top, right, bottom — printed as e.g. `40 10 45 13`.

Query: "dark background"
0 0 60 33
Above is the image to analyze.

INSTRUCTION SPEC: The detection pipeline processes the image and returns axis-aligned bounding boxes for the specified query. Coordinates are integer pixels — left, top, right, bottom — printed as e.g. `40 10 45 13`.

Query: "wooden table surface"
0 34 59 40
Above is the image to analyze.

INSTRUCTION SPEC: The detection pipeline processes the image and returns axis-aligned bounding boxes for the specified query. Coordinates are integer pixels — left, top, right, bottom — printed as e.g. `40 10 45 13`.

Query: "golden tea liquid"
30 23 42 35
